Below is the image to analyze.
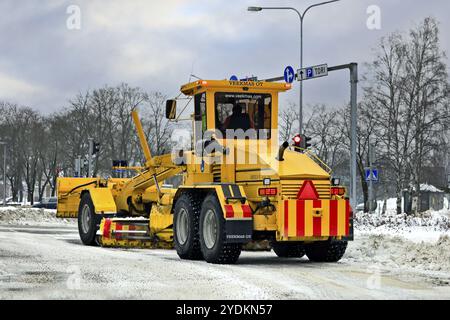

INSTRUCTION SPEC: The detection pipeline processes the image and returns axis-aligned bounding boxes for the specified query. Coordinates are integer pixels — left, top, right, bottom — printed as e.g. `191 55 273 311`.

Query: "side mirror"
166 99 177 120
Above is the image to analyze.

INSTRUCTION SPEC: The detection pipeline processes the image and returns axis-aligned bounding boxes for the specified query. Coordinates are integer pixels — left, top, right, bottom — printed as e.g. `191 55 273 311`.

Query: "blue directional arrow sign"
284 66 295 83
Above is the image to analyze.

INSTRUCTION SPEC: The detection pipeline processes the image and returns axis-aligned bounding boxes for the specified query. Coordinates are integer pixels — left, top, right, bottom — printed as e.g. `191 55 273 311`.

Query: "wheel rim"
81 204 91 234
203 209 217 249
176 208 189 245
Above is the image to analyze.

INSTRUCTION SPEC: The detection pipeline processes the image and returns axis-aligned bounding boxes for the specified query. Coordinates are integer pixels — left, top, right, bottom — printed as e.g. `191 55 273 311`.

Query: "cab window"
215 92 271 139
194 92 207 138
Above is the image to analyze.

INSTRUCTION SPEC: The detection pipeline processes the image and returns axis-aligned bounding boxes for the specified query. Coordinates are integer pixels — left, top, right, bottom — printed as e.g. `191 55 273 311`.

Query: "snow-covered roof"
420 183 444 193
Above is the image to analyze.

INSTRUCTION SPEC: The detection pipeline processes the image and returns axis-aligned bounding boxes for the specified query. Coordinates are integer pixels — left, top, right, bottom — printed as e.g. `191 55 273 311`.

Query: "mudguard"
88 188 117 214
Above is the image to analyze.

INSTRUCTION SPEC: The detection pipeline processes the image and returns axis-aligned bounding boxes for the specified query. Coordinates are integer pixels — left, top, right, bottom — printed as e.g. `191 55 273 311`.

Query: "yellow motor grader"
56 79 353 264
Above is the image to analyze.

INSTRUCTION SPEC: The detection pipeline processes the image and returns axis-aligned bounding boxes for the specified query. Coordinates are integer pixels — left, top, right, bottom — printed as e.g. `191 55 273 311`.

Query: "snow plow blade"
98 218 173 249
56 177 99 218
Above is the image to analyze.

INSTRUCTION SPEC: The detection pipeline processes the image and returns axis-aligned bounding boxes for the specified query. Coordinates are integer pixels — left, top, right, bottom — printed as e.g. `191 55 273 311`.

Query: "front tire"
305 239 348 262
272 242 305 258
78 193 100 246
173 193 203 260
199 194 241 264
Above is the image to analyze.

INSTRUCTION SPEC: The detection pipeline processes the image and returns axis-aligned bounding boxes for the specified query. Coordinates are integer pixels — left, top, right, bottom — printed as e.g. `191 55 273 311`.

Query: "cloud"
0 72 46 103
0 0 448 113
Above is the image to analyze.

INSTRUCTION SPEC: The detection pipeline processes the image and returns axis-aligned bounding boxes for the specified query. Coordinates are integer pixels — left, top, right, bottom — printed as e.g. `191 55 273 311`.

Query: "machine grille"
281 180 331 199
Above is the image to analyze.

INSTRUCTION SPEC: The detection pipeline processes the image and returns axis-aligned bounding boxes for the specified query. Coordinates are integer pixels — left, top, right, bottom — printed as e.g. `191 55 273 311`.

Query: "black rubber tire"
78 193 100 246
305 239 348 262
272 242 305 258
173 193 203 260
199 194 241 264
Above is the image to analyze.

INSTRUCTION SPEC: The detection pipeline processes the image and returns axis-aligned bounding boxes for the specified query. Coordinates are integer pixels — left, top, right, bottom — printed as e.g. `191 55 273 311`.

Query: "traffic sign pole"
369 143 374 213
263 62 358 211
350 64 358 213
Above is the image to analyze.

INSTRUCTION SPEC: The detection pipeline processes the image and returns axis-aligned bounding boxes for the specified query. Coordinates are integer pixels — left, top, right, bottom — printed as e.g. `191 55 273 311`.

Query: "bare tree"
141 92 173 156
401 18 449 212
279 102 299 142
364 32 412 214
305 105 347 170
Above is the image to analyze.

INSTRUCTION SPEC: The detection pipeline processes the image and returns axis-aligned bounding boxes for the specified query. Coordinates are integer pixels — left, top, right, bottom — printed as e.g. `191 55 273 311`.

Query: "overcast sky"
0 0 449 114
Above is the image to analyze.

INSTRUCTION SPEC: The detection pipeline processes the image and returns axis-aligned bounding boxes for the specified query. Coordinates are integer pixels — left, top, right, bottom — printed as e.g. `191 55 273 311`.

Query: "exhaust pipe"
276 141 289 161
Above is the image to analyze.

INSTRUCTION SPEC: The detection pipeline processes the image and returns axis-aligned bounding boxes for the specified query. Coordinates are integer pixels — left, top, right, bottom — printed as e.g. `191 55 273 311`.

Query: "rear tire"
305 239 348 262
199 194 241 264
272 242 305 258
173 193 203 260
78 193 100 246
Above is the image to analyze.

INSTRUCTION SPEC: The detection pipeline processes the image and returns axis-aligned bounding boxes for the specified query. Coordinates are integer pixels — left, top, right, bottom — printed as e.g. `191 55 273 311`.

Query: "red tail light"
259 188 277 196
331 187 346 196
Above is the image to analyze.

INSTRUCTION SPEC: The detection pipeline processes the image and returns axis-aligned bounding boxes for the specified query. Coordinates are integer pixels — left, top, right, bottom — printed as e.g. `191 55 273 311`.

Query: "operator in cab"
223 103 255 131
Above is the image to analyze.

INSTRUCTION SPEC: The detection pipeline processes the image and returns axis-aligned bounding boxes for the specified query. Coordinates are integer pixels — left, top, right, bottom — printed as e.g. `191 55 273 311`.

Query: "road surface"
0 222 449 299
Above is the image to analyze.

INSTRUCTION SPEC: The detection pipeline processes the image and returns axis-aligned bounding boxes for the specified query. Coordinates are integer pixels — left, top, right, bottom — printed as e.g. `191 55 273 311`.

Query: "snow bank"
351 203 450 273
356 196 450 242
0 207 74 225
355 210 450 232
355 209 450 243
345 234 450 273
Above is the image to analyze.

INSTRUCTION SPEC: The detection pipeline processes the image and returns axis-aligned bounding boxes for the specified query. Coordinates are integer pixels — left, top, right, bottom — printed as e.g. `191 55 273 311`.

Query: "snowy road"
0 222 449 300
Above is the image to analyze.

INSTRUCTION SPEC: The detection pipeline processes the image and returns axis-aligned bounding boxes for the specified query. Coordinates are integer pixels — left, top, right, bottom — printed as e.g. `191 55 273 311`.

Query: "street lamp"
247 7 262 12
0 141 6 206
248 0 340 134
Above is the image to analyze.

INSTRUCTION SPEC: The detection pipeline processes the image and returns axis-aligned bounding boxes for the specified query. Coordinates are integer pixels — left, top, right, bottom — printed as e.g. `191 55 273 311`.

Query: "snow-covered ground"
0 203 449 299
349 197 450 277
0 206 75 226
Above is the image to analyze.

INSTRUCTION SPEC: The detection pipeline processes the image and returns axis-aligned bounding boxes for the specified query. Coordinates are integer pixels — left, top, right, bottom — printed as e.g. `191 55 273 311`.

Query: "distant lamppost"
248 0 340 134
0 141 6 205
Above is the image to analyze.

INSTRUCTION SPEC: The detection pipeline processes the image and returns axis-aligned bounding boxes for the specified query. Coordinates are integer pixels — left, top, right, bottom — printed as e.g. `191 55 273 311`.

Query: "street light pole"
88 137 94 178
248 1 340 134
0 142 6 206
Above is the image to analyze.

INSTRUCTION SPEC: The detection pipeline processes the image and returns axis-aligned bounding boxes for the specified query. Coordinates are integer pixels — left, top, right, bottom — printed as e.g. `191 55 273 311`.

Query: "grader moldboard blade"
98 218 173 249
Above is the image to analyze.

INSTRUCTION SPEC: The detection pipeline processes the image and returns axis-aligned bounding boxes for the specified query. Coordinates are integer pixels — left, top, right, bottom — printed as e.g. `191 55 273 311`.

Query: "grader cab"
57 79 353 264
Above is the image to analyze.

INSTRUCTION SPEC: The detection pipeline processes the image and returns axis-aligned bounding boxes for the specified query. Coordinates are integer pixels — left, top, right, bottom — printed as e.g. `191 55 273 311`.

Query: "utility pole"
88 138 94 177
